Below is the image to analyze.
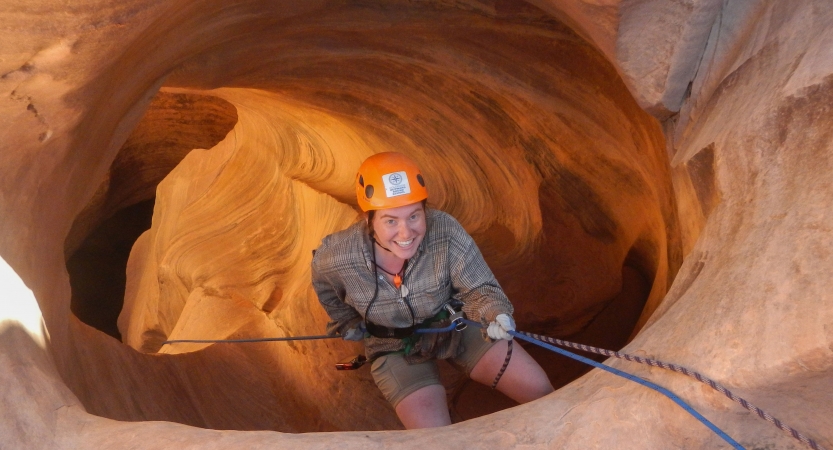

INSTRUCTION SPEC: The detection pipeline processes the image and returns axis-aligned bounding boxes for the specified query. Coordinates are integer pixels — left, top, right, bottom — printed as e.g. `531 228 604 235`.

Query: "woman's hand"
487 314 516 340
342 322 365 341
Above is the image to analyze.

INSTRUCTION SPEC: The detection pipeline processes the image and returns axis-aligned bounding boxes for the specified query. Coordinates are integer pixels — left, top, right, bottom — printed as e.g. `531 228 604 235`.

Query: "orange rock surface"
0 0 831 448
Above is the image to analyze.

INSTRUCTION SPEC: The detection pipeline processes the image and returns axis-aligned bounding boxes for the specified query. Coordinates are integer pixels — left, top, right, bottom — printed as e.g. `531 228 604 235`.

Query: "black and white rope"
491 340 513 389
519 331 827 450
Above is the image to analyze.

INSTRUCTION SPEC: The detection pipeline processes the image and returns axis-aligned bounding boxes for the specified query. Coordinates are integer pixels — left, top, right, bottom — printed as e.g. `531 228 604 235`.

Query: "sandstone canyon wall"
0 0 831 449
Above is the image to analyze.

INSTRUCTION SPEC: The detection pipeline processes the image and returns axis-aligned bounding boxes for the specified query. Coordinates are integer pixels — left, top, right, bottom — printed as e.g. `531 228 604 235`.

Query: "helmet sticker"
382 171 411 198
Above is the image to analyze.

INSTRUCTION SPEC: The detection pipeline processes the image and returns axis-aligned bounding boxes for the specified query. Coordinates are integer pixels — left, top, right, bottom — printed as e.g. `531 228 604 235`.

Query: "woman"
312 152 553 429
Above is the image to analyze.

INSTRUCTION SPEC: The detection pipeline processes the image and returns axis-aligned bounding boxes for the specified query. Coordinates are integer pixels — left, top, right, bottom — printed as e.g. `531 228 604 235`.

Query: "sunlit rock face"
66 92 237 339
0 0 831 449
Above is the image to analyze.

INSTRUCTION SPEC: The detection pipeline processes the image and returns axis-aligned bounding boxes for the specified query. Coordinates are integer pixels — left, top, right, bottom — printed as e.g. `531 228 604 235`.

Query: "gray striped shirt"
312 209 513 359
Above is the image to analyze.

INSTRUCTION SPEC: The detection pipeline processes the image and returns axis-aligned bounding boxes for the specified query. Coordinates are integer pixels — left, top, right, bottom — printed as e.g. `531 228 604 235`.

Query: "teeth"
396 239 414 247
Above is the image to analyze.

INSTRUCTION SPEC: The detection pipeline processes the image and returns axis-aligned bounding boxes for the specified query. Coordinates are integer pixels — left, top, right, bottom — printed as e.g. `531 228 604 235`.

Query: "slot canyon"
1 0 831 448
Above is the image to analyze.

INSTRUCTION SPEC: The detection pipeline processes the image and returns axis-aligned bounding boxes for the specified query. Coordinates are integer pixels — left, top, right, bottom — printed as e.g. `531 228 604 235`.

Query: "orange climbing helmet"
355 152 428 212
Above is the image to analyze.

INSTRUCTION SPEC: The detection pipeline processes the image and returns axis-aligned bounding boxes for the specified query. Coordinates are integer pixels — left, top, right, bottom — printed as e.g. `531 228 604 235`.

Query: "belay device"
335 354 367 370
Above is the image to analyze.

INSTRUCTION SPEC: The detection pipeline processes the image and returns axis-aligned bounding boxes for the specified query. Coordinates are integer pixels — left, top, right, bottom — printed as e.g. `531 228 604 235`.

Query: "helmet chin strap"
366 217 392 253
371 235 393 253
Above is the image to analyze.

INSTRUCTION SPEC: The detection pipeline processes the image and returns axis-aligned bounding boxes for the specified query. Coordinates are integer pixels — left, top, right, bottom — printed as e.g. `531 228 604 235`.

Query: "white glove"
487 314 515 341
342 323 365 341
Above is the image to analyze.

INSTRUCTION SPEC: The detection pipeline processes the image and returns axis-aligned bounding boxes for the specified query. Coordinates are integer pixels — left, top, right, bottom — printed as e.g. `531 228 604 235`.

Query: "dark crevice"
67 199 155 339
64 90 238 339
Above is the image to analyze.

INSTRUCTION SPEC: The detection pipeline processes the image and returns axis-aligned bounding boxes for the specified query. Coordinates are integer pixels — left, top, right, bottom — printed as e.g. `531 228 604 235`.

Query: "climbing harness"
161 321 828 450
442 303 467 331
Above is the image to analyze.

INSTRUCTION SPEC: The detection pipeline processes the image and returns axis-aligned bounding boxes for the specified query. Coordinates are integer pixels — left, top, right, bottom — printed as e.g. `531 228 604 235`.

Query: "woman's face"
371 202 427 260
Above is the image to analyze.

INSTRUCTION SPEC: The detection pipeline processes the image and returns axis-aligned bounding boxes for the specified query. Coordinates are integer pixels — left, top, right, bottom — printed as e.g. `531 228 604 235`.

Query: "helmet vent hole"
365 185 374 199
416 174 425 187
358 175 364 187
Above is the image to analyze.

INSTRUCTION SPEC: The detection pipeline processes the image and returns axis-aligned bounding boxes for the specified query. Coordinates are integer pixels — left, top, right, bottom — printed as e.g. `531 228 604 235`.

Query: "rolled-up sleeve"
448 226 513 326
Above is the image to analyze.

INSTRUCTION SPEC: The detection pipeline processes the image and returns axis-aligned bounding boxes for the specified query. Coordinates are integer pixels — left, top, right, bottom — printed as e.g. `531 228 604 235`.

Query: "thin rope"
162 320 463 346
491 339 513 389
375 261 405 277
516 331 827 450
162 335 338 345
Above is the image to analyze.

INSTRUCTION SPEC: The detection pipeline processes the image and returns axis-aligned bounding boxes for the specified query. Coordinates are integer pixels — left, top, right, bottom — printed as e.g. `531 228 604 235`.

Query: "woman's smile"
372 203 426 260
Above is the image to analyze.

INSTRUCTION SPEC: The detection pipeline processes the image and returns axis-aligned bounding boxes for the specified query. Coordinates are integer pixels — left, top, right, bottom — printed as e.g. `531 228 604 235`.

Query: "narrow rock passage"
0 0 831 448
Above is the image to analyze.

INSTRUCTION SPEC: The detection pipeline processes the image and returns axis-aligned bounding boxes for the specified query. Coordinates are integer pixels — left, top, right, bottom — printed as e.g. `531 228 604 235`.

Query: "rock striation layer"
0 0 831 448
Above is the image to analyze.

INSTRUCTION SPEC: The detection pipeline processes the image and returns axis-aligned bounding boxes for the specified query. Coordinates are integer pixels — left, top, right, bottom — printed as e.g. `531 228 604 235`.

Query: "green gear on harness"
401 309 450 354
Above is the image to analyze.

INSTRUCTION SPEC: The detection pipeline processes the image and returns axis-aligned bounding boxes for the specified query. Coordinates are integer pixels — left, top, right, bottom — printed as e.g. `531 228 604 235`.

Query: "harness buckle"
444 303 467 331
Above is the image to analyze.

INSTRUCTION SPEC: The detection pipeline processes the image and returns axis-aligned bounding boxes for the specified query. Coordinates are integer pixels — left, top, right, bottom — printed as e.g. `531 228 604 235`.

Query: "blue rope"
456 319 745 449
414 322 459 333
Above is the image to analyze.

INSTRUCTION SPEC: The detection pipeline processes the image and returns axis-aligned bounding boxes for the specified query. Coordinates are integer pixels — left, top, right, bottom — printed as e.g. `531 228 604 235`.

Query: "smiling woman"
312 152 554 429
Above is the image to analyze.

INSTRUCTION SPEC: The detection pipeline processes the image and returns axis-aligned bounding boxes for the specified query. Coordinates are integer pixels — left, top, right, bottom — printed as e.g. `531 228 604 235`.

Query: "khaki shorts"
370 325 494 407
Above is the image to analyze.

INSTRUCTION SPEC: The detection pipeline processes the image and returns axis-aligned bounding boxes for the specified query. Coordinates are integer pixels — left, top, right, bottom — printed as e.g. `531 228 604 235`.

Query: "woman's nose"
397 222 412 236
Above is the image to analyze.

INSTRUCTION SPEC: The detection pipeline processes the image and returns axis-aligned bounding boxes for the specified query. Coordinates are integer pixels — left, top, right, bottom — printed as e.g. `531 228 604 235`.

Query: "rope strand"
491 340 513 389
516 330 827 450
162 335 338 345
